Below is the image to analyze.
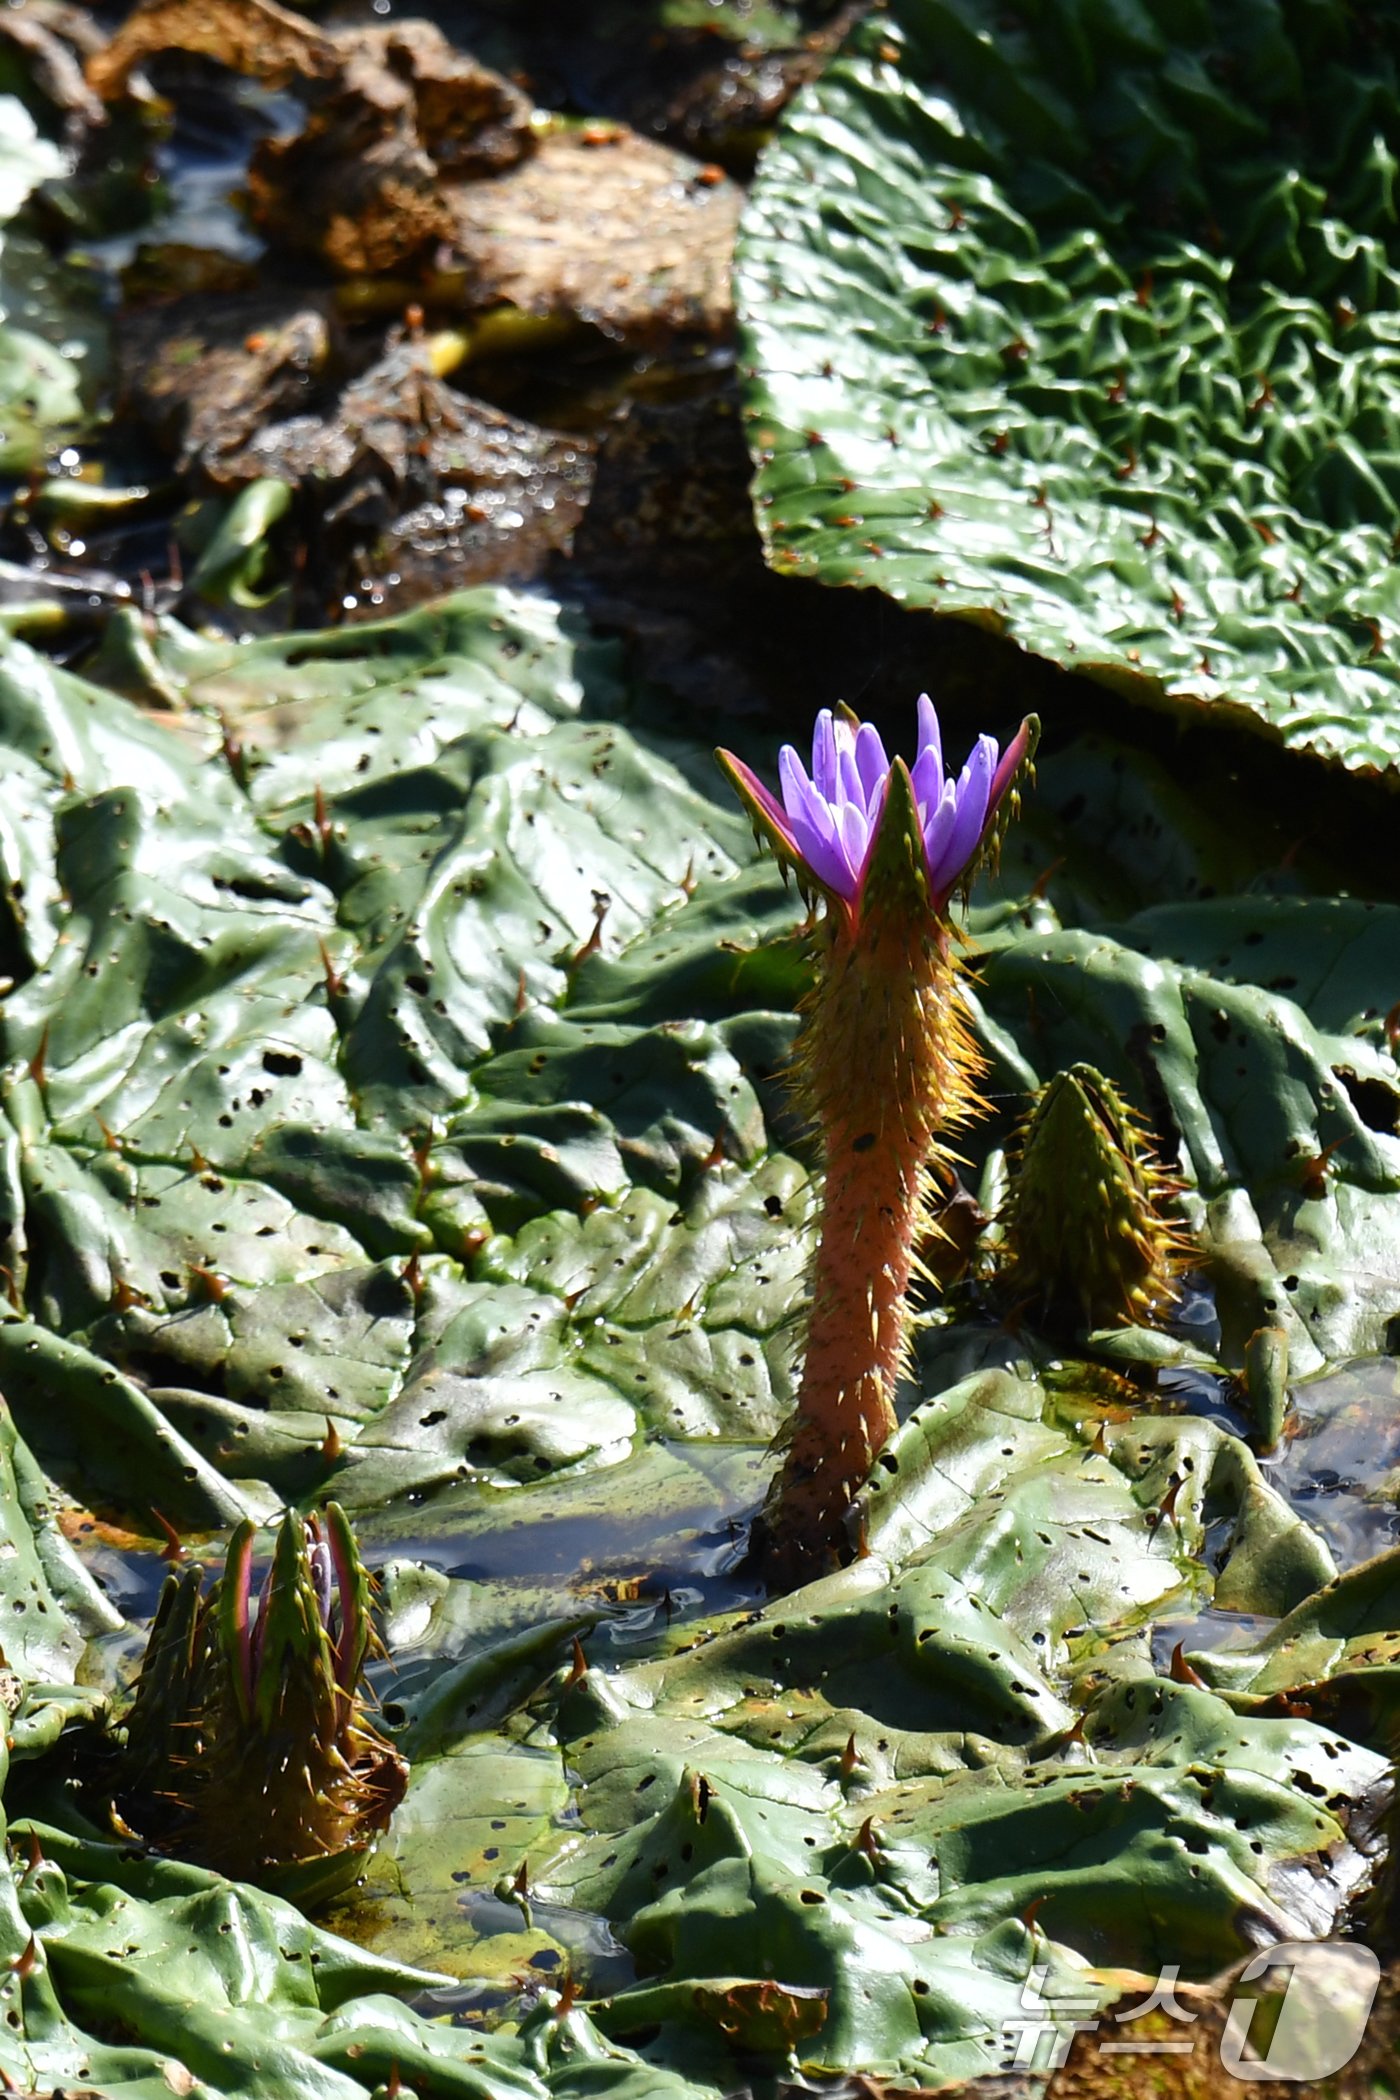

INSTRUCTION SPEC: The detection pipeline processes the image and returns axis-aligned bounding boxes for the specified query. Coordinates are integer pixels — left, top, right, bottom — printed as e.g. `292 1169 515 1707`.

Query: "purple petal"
249 1562 273 1684
811 710 838 800
325 1508 362 1693
781 748 838 846
910 743 944 819
227 1527 255 1714
865 767 892 836
834 797 870 876
928 735 997 898
781 749 836 852
309 1536 334 1626
779 742 813 812
836 738 864 812
853 722 889 809
921 778 958 881
916 695 943 779
778 741 863 896
789 804 857 896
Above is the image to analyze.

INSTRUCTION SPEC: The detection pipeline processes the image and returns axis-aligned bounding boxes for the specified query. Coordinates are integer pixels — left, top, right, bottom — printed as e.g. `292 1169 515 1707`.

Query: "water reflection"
1263 1357 1400 1572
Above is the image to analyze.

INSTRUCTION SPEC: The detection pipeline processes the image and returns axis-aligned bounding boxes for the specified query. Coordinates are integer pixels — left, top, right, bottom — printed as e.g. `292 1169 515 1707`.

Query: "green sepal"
120 1566 205 1792
217 1520 257 1726
714 745 842 904
857 755 930 920
324 1499 372 1695
251 1509 332 1738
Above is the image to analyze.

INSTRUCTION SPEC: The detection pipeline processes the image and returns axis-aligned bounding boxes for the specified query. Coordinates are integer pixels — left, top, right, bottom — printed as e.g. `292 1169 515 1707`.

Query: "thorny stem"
753 866 982 1587
719 712 1036 1592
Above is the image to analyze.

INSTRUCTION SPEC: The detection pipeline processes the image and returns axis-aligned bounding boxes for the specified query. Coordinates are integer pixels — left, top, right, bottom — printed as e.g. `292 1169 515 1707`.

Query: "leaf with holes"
0 591 810 1525
0 1800 714 2098
501 1366 1380 2081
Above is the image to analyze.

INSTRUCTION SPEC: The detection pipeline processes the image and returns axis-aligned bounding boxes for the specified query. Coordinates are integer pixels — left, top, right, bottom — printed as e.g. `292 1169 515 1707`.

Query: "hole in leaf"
1333 1066 1400 1135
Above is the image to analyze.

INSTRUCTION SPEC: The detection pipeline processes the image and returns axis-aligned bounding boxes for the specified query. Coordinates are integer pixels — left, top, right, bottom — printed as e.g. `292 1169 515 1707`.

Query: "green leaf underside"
737 1 1400 767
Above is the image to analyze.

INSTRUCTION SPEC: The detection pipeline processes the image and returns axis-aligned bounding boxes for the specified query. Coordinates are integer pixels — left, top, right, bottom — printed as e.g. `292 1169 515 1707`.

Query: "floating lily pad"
524 1555 1380 2078
0 589 804 1520
3 1807 624 2100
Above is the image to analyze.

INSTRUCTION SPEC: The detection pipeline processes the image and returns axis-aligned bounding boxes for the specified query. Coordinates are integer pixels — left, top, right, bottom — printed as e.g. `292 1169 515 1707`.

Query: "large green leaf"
737 0 1400 767
0 1801 712 2099
1193 1539 1400 1735
491 1367 1385 2081
0 593 806 1523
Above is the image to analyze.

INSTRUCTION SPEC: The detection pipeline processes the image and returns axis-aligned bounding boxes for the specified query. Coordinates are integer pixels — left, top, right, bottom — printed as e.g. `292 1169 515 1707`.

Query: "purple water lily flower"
718 697 1031 909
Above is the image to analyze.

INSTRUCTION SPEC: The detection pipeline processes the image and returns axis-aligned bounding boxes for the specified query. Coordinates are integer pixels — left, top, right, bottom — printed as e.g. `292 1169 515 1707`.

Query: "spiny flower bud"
997 1063 1191 1331
113 1505 406 1901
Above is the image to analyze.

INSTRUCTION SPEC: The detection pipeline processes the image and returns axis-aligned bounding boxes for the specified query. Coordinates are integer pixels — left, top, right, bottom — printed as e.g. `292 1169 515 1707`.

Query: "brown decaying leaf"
262 342 594 609
213 336 588 485
446 128 740 347
86 0 340 99
115 290 594 607
89 3 534 277
115 292 341 474
120 244 260 308
88 0 737 343
248 107 458 276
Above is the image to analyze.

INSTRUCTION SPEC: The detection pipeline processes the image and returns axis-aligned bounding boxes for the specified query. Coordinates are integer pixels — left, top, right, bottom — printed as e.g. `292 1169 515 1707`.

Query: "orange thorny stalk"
718 699 1036 1586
